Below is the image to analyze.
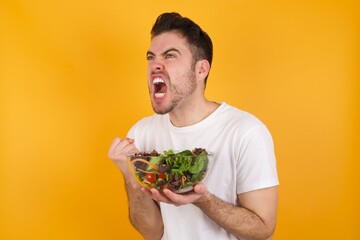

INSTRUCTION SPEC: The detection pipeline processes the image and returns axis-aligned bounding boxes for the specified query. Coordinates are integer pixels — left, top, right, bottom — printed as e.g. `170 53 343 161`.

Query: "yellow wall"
1 0 359 239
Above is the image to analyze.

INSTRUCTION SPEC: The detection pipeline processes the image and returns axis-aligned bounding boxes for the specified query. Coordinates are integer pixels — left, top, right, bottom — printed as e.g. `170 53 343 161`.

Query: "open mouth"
153 78 167 98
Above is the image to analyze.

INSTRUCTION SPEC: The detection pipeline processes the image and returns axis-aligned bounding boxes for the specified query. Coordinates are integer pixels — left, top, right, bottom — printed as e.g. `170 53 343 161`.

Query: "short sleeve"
236 124 279 194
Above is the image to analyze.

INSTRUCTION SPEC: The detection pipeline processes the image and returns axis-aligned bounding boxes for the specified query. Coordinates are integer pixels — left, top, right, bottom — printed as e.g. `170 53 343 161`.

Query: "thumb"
194 183 207 194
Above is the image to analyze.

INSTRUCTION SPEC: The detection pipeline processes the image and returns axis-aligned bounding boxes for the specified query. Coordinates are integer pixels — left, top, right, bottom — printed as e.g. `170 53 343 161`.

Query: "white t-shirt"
127 103 279 240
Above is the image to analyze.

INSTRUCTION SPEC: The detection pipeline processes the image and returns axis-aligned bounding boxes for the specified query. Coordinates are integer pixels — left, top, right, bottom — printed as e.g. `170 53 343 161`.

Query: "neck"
169 97 220 127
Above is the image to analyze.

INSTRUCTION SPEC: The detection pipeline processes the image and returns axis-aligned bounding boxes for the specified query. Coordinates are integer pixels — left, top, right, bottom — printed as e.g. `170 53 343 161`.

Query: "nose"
149 59 164 72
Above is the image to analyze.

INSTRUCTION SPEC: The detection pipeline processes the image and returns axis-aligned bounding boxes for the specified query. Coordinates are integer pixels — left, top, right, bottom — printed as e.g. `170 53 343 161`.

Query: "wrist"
194 190 212 206
123 174 140 190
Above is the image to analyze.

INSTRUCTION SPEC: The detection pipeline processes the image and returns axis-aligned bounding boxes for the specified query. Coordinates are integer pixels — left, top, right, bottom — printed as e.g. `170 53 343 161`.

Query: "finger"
162 189 181 203
150 189 173 204
141 188 161 200
122 143 139 155
141 188 153 197
194 183 207 194
126 138 135 144
108 137 121 155
110 138 136 157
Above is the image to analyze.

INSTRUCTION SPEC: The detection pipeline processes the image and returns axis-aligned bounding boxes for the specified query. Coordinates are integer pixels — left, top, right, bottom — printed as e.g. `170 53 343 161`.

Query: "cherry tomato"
145 173 156 183
158 173 166 180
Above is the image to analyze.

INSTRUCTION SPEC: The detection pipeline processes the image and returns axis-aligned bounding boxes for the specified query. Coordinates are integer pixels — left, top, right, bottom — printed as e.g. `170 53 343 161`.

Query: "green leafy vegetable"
131 148 210 193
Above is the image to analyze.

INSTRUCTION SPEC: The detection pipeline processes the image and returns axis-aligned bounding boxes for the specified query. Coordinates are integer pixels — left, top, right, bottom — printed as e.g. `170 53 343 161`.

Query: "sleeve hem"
237 179 279 194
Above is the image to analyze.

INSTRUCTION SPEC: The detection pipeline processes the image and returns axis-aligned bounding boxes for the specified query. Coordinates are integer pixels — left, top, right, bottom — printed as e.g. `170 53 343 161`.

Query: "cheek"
169 65 191 79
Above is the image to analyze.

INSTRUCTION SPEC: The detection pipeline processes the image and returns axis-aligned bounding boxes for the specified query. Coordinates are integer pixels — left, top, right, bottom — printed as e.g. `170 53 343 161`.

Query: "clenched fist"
108 137 139 188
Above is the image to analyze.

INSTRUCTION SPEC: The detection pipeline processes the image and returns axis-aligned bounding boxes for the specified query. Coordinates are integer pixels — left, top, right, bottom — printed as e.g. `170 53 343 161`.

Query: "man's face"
146 31 197 114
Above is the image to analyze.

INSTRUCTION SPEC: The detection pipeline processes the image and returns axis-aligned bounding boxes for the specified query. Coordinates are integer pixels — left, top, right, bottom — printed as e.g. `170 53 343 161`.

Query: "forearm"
194 192 274 240
125 181 164 240
108 137 163 239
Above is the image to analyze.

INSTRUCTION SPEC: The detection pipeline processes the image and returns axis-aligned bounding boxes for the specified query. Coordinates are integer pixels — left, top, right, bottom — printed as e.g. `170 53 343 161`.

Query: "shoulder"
217 103 265 132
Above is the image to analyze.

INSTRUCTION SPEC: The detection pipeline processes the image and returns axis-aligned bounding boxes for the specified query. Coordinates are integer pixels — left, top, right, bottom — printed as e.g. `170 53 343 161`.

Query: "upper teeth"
153 78 164 84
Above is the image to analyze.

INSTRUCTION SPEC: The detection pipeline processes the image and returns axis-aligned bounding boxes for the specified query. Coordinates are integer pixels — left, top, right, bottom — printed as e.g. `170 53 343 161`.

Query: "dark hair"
151 12 213 82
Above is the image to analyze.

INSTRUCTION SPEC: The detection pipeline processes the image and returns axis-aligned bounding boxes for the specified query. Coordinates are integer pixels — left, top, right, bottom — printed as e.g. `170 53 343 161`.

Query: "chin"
151 103 173 115
152 107 169 115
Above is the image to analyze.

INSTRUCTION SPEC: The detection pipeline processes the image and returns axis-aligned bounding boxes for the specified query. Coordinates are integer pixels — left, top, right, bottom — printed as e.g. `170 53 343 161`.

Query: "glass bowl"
127 148 212 194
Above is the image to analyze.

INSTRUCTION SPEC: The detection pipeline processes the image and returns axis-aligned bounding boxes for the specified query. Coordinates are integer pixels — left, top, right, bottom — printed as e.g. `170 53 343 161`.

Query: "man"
108 12 279 240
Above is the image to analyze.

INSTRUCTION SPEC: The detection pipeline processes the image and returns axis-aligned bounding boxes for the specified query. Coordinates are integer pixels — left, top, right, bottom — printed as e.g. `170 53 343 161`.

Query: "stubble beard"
151 69 197 115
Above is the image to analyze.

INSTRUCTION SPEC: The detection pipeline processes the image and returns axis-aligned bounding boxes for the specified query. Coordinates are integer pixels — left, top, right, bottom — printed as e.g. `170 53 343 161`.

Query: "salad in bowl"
127 148 212 194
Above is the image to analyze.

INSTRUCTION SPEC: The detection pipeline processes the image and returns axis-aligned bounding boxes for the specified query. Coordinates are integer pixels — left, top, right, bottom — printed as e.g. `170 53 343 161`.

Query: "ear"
196 60 210 82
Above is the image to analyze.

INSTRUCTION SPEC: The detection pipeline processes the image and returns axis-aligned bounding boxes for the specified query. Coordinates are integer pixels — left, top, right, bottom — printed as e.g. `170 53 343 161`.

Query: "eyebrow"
146 48 181 57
